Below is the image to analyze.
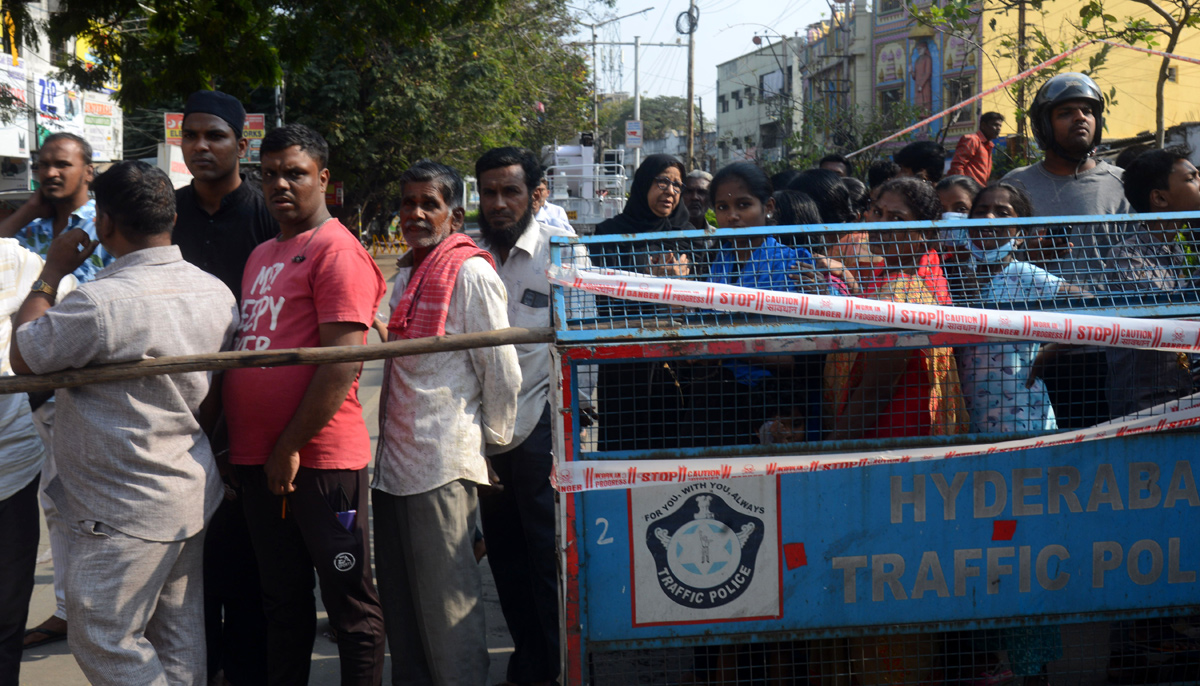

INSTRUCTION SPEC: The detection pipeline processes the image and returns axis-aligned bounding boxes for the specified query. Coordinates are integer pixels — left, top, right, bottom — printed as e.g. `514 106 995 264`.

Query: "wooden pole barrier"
0 327 555 395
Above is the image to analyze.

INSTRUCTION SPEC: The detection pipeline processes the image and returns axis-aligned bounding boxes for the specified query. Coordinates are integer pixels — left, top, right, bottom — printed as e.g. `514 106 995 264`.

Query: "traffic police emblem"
647 493 764 608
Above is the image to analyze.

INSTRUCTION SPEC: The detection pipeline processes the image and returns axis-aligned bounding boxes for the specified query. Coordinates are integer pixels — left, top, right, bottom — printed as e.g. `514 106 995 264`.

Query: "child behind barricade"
959 182 1089 435
677 163 838 450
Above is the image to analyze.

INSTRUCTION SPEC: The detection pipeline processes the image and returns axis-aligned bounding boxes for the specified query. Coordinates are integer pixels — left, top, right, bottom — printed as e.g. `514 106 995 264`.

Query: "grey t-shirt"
1003 160 1131 289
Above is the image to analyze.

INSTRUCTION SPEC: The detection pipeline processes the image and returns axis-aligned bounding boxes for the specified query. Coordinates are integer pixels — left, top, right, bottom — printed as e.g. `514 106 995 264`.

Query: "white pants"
32 401 67 621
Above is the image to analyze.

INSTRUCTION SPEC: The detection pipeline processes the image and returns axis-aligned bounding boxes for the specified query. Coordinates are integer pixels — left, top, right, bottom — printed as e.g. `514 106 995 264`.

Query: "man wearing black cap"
175 90 278 294
174 90 276 686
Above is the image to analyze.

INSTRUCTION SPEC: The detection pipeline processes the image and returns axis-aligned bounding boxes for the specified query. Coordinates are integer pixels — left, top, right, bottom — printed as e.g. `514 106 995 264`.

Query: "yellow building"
870 0 1200 150
975 0 1200 142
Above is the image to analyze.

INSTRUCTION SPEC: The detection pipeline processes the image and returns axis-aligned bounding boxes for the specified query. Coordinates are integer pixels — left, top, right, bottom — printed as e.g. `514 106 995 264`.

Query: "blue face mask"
970 238 1016 264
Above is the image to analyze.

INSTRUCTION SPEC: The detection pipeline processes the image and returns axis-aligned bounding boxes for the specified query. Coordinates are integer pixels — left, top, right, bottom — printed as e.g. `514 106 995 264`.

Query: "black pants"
204 494 268 685
480 405 561 683
1040 349 1110 429
0 475 39 686
239 465 385 686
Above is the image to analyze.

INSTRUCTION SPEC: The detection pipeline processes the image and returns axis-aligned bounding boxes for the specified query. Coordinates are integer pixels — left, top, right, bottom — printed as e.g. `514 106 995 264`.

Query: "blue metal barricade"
550 215 1200 685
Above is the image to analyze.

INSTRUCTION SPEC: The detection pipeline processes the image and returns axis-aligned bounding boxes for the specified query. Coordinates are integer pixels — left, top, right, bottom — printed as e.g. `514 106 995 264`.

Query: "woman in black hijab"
595 153 691 236
593 154 693 453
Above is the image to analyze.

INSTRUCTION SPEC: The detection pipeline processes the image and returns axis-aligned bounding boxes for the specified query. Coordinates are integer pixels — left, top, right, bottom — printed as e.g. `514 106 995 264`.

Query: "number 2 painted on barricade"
594 518 614 545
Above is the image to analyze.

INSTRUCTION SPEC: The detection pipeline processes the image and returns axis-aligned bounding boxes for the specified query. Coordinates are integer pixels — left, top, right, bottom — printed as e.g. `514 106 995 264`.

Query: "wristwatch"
29 279 56 297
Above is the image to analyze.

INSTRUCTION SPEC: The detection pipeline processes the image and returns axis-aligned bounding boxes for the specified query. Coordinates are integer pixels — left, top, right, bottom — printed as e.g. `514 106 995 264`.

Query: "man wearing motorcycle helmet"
1002 73 1131 432
1002 72 1130 285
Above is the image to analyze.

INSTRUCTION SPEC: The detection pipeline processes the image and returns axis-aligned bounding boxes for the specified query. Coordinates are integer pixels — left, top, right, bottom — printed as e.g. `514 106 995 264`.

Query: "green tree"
596 95 707 151
778 99 928 178
284 0 589 228
36 0 502 108
1076 0 1200 147
907 0 1114 155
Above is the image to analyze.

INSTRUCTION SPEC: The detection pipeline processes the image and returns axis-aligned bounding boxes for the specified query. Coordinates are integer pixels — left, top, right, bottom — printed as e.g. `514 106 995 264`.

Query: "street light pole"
634 35 641 173
581 8 654 159
587 38 685 171
592 23 599 149
686 0 696 170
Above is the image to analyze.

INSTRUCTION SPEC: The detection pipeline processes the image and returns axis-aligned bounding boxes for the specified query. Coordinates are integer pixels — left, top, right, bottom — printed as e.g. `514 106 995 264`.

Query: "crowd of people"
0 70 1195 686
579 71 1198 685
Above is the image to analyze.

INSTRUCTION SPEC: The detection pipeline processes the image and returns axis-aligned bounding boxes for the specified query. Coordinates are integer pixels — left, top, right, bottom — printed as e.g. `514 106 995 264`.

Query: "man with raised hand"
0 240 73 683
373 159 521 686
0 132 109 280
222 124 386 685
173 89 276 686
12 160 237 685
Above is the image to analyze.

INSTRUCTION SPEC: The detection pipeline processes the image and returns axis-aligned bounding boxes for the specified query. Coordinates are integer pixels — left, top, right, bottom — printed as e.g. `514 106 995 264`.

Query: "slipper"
22 627 67 650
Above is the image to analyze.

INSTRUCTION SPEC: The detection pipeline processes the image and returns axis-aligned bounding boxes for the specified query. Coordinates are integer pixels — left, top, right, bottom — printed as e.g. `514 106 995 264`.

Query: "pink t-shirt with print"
224 219 385 470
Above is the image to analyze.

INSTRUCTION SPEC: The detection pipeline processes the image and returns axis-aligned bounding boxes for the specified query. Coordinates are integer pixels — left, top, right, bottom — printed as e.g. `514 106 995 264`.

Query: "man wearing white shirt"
532 172 576 234
474 147 595 686
0 240 72 683
373 160 521 686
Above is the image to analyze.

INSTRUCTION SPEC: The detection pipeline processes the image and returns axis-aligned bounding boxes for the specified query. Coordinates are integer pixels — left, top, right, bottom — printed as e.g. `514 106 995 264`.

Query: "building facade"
715 37 804 165
865 0 1200 160
801 0 875 120
0 0 123 193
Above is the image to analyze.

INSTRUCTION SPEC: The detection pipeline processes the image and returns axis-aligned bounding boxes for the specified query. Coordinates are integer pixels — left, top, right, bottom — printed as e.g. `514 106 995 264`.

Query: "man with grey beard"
474 147 594 686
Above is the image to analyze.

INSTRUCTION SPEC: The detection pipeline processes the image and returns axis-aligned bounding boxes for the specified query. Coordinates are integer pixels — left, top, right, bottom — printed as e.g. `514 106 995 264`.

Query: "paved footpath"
19 252 515 684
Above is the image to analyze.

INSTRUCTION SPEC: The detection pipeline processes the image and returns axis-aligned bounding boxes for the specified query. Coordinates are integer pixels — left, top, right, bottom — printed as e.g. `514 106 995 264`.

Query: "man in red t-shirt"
222 124 386 685
948 111 1004 187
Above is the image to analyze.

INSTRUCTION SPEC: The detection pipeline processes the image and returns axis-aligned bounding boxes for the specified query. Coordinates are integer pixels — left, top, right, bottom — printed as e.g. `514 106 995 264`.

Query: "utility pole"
686 0 696 169
1016 0 1028 159
580 8 654 160
588 38 686 168
592 23 599 149
634 35 641 173
696 96 705 171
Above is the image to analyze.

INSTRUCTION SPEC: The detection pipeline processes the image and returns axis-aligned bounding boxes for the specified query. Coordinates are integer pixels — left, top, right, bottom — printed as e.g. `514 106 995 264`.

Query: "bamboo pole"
0 327 555 395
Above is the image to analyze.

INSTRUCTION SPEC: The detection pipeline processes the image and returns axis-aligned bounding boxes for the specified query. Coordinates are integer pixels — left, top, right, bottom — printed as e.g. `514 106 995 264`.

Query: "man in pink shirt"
948 112 1004 187
223 124 387 685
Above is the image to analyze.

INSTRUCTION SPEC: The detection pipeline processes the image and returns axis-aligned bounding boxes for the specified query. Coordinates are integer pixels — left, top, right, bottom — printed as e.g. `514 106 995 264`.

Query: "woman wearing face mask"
935 174 982 218
592 155 691 452
825 177 968 441
958 182 1087 435
935 175 984 298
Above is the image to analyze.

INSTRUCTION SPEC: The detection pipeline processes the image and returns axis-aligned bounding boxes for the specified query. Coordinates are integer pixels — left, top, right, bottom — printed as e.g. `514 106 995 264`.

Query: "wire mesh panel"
551 212 1200 341
553 212 1200 685
555 336 1200 685
575 333 1197 460
585 619 1200 685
